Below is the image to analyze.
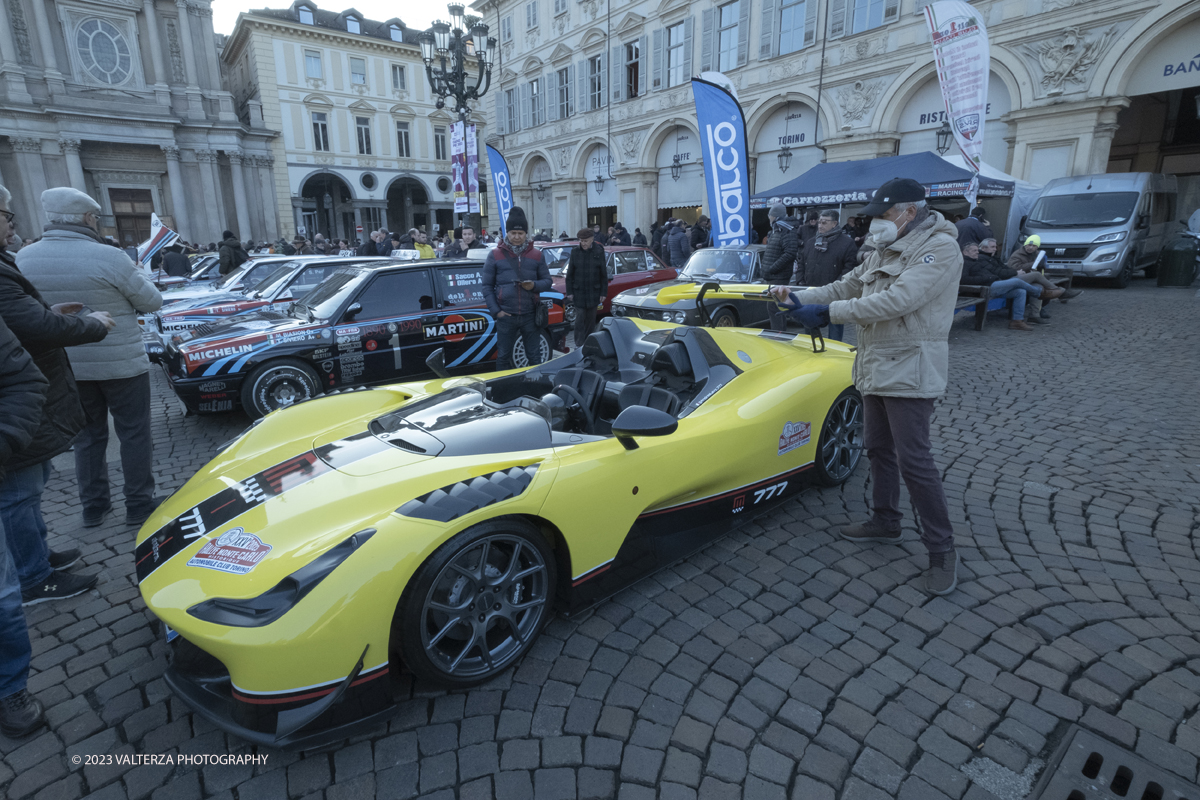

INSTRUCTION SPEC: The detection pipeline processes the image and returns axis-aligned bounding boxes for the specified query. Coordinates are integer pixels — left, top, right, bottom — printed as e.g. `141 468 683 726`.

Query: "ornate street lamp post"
419 4 495 230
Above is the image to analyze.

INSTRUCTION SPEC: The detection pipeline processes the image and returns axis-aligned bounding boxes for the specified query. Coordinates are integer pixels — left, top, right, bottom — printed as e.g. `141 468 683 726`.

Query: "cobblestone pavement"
3 279 1199 800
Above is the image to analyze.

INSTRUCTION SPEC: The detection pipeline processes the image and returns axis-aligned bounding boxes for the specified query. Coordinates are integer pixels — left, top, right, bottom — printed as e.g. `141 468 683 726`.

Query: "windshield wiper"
1026 219 1061 227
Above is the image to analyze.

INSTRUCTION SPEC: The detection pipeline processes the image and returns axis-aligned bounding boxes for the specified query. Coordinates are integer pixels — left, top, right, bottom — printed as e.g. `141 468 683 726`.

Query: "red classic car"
536 242 675 323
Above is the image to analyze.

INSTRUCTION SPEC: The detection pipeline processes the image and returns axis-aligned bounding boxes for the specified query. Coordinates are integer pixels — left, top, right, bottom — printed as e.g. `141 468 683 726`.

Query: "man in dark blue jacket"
482 207 552 370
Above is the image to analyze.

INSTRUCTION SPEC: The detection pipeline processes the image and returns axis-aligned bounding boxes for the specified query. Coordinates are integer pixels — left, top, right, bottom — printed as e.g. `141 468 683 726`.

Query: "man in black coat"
611 223 631 247
442 226 487 258
761 203 799 332
0 312 50 738
632 228 647 246
792 209 858 341
690 216 712 250
162 244 191 278
217 230 248 275
565 228 608 346
481 207 552 370
955 206 992 249
0 187 112 605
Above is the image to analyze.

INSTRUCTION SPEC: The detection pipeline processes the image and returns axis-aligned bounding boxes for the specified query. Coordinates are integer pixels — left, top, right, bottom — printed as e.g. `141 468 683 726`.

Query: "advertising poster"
924 0 990 170
485 144 514 238
466 124 481 214
452 122 468 214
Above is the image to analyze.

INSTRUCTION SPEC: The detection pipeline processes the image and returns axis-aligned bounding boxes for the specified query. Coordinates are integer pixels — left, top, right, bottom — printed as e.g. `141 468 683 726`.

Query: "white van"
1021 173 1178 287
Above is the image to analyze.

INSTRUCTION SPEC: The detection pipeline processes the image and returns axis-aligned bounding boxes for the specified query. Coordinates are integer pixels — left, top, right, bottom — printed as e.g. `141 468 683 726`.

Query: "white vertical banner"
466 124 480 214
924 1 989 170
451 122 468 214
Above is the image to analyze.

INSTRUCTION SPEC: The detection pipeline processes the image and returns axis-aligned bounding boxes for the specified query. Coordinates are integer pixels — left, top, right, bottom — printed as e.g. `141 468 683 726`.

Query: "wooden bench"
955 270 1074 331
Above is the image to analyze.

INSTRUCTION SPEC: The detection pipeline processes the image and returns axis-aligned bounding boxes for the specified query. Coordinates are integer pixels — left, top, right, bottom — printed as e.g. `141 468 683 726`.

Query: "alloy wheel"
820 393 864 482
419 535 550 679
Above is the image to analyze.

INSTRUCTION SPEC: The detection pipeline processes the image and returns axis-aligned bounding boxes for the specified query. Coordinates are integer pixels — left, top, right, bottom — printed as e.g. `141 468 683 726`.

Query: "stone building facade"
223 2 487 242
0 0 278 247
471 0 1200 234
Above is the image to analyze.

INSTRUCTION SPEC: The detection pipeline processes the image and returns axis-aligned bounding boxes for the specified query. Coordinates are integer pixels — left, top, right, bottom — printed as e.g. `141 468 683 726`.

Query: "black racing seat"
617 384 682 417
551 367 606 430
650 342 694 393
581 330 619 372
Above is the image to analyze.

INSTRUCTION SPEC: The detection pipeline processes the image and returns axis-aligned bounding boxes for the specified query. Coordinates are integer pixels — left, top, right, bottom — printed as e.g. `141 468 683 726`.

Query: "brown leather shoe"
840 518 902 544
1009 320 1034 331
1042 287 1065 301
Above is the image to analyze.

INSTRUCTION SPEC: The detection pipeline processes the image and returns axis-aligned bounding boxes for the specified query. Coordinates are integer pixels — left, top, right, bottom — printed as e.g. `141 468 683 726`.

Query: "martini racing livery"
160 258 569 417
136 315 863 748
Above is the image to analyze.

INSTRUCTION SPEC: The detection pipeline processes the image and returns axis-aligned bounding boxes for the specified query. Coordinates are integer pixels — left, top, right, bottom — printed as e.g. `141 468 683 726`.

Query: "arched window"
346 16 360 34
76 19 132 85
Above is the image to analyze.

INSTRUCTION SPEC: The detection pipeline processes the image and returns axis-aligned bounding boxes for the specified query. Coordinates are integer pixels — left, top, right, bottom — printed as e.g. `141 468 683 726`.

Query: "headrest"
582 330 617 360
651 342 691 378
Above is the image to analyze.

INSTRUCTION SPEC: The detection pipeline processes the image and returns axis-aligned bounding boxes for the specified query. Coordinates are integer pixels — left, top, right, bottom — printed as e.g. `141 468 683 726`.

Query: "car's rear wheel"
815 387 864 486
398 518 555 687
240 358 321 419
512 330 552 368
710 307 738 327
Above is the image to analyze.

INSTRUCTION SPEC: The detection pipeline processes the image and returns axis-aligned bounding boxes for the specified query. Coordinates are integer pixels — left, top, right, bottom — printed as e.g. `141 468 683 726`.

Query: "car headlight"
1094 252 1118 262
187 528 376 627
1092 231 1126 244
613 305 625 316
661 311 672 321
673 311 687 323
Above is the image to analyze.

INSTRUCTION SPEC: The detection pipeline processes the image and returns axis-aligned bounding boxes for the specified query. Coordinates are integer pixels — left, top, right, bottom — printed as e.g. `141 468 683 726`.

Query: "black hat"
970 205 987 218
861 178 926 216
506 206 528 232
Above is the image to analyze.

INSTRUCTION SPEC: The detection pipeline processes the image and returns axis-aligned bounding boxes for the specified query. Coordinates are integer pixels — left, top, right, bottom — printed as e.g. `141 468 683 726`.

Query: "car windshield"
681 250 756 282
539 246 575 274
1027 192 1139 228
248 262 302 296
187 257 216 279
295 268 368 319
215 259 285 291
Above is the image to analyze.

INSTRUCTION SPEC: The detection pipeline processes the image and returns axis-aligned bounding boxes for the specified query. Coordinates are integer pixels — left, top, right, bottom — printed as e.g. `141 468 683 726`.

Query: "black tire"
710 307 738 327
240 358 321 419
814 387 864 486
397 518 556 687
511 329 552 368
1111 253 1135 289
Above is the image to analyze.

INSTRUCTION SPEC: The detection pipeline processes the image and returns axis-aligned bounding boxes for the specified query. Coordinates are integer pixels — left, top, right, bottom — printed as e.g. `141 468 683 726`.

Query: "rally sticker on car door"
778 421 811 455
185 527 272 574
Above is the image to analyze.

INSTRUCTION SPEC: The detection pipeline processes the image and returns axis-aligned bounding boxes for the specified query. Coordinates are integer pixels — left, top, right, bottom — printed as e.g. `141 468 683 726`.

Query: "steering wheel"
552 384 593 434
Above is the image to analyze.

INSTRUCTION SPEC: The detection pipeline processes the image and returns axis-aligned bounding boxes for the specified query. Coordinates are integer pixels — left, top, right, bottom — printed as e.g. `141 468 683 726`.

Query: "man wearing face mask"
771 178 963 596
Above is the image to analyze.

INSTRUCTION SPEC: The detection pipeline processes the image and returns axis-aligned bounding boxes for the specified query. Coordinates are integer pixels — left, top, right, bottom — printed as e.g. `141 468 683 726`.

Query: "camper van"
1021 173 1178 287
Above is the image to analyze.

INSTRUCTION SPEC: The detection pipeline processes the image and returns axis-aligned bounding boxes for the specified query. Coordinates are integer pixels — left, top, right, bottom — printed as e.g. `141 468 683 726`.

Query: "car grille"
1040 246 1089 260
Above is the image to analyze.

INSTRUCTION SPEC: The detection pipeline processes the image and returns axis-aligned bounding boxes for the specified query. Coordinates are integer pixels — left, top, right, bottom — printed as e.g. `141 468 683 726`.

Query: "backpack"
233 246 249 268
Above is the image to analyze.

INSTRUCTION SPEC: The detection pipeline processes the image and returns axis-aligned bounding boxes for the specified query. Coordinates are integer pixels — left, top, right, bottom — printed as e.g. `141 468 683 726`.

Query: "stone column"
193 149 221 242
58 138 86 191
174 0 205 118
142 0 172 106
27 0 66 96
161 145 191 241
226 150 253 242
254 155 279 241
11 137 49 231
0 7 32 104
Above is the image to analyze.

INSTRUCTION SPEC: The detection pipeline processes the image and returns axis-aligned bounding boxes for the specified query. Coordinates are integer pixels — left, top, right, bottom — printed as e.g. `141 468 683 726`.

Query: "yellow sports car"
135 315 863 748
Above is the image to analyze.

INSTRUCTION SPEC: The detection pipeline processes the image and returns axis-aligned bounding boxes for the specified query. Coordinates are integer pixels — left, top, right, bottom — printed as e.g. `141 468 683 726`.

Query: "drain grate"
1029 725 1198 800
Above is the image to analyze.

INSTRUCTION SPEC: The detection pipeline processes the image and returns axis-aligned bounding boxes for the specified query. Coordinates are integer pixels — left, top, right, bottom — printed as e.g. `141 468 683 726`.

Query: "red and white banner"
137 212 179 264
924 0 989 171
452 122 468 214
466 124 480 214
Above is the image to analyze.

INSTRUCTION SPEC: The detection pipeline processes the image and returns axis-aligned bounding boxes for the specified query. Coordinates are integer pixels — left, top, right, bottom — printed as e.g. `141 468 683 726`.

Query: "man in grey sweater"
20 188 163 528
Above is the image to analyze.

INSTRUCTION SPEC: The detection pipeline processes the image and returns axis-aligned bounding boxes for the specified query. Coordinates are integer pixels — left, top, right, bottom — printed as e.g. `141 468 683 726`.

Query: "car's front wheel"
512 330 551 368
397 518 556 687
815 387 864 486
240 358 321 419
710 307 738 327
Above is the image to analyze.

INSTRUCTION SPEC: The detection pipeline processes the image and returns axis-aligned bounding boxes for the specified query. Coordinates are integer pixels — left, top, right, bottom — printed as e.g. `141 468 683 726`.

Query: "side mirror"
343 302 362 321
1137 215 1149 230
425 348 450 378
1019 214 1028 230
612 406 677 451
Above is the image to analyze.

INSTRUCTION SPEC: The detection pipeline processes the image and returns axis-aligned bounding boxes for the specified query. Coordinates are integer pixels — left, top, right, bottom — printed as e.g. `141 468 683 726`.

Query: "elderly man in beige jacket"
20 188 163 529
773 178 962 596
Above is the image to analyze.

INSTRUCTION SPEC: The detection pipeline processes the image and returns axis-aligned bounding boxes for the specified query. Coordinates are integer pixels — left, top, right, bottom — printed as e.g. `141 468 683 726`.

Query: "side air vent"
397 465 539 523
